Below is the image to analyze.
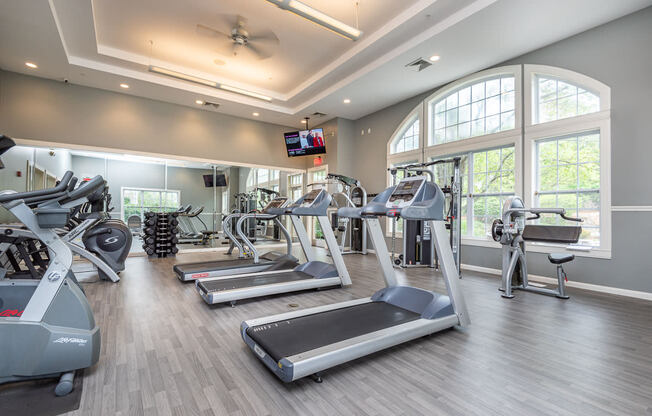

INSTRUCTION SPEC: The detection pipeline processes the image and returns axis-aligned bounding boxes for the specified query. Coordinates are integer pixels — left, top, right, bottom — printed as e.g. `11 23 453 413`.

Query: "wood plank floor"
66 250 652 416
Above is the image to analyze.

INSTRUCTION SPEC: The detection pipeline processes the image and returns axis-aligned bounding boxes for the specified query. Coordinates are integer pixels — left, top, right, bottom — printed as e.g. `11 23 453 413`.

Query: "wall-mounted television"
203 173 227 187
285 128 326 157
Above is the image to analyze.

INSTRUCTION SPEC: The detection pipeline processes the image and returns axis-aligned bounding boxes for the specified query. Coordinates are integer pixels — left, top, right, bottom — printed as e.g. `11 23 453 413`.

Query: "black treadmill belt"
246 302 420 361
197 271 313 293
174 258 269 274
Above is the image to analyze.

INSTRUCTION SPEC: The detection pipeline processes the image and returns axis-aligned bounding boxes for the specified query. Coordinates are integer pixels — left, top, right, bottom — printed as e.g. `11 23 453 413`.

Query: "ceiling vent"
312 112 327 117
203 101 220 109
405 58 432 72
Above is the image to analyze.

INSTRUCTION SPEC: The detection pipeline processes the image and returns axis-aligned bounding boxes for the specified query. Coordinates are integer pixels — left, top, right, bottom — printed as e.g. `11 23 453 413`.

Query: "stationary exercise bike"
491 196 583 299
0 135 102 396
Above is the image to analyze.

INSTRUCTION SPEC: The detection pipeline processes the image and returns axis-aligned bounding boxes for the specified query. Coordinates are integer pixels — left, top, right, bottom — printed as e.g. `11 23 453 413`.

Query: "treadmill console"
262 197 288 213
298 189 323 207
386 176 426 209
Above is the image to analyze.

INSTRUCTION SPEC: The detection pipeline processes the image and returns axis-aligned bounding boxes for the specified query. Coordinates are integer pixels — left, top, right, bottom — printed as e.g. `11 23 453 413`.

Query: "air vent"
312 112 327 117
405 58 432 72
203 101 220 109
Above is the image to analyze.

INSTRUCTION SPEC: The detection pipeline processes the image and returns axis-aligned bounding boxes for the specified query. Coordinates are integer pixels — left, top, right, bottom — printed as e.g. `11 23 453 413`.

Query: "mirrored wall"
0 144 303 254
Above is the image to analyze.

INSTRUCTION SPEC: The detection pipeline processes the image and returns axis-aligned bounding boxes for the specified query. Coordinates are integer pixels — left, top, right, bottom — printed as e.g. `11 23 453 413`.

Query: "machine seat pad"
522 225 581 243
548 253 575 264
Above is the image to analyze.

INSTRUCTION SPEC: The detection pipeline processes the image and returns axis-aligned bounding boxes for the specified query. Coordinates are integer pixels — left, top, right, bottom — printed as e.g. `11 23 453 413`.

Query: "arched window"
429 72 517 145
390 116 420 154
524 65 611 252
533 76 600 124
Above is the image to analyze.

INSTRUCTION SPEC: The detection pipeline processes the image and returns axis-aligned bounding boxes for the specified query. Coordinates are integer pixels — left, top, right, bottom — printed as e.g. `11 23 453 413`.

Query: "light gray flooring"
67 250 652 415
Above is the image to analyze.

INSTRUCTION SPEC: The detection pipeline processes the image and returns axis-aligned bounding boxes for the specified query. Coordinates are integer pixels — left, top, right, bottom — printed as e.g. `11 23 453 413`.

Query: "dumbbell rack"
141 211 179 258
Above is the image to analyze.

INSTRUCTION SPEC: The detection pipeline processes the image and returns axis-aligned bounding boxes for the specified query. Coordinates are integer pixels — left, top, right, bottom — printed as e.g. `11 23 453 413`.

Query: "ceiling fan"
196 14 279 60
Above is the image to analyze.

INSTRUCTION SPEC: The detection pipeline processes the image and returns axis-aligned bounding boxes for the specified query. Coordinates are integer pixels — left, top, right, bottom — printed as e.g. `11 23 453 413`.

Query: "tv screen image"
203 173 227 187
285 128 326 157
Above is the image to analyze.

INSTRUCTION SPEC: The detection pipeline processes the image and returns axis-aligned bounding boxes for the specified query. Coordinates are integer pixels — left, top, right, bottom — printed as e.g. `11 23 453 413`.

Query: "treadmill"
240 175 470 382
196 188 352 305
173 197 299 281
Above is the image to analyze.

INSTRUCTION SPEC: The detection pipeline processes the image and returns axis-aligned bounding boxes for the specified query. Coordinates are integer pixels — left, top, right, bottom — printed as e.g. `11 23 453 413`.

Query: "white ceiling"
1 0 651 129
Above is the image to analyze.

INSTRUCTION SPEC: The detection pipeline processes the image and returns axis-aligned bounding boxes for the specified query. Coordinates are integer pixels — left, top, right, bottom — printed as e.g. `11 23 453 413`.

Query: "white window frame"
120 186 181 222
425 65 522 150
387 103 424 162
424 134 522 247
524 64 611 258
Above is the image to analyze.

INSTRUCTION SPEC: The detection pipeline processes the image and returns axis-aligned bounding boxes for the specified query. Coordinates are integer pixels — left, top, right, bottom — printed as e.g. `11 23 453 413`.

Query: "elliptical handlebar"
0 171 74 204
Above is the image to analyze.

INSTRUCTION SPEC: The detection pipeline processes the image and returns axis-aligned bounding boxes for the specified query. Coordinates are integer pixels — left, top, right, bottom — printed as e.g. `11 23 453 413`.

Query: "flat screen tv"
285 128 326 157
203 173 227 187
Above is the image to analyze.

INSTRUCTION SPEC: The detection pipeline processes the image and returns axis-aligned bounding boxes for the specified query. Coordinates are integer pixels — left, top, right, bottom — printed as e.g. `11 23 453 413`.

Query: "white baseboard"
461 263 652 301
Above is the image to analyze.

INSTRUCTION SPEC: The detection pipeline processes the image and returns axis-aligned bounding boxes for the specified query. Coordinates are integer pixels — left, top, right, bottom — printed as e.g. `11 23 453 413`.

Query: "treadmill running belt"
197 271 314 293
247 302 420 361
174 258 269 274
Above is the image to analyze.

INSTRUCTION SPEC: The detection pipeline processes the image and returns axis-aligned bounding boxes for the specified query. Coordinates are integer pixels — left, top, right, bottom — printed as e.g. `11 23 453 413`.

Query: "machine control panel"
298 189 323 207
386 176 426 210
262 197 288 212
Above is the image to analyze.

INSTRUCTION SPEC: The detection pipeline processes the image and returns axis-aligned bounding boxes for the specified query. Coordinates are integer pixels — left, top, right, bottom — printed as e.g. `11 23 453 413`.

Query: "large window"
430 145 515 239
387 64 611 257
430 75 515 145
122 187 179 222
535 132 601 245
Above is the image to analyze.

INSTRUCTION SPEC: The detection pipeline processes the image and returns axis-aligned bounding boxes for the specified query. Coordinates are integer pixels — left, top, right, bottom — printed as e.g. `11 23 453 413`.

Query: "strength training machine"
491 196 583 299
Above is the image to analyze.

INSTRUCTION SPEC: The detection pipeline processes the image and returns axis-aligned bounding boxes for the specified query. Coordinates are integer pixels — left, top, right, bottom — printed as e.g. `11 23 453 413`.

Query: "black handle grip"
67 177 78 192
65 175 105 201
0 171 73 203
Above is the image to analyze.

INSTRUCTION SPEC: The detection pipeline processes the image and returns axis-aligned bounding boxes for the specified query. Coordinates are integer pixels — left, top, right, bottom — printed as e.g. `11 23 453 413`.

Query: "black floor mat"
0 370 84 416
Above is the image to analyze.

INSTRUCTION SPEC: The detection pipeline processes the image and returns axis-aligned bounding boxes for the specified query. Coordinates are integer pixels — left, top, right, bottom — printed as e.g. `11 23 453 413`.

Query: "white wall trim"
460 264 652 301
611 206 652 212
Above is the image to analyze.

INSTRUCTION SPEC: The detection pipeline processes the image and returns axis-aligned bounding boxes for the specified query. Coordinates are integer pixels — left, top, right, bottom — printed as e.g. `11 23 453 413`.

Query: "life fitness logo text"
53 337 88 346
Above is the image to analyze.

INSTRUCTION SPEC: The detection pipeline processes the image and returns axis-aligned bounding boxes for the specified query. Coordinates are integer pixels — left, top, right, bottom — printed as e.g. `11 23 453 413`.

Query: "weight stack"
141 211 179 258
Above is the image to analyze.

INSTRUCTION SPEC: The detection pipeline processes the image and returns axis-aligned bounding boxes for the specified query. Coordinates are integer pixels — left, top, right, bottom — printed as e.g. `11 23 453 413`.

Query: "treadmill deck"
197 270 314 294
246 302 420 361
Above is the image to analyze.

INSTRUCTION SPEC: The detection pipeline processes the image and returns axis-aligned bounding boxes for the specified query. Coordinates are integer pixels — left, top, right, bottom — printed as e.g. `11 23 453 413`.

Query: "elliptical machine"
491 196 583 299
67 182 131 281
0 135 102 396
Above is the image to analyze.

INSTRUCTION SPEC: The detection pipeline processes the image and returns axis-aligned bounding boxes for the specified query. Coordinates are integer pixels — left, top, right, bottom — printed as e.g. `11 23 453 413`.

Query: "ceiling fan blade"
248 29 279 47
196 24 230 39
245 42 273 60
235 14 248 29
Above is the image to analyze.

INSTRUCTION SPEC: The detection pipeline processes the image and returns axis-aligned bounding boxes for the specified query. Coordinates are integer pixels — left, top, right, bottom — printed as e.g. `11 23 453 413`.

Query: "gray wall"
350 7 652 293
0 70 305 170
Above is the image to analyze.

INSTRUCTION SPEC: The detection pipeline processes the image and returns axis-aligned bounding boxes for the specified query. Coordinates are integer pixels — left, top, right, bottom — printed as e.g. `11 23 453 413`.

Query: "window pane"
472 101 485 120
539 166 558 191
534 76 599 124
471 119 484 136
501 111 515 130
486 115 500 133
123 190 140 206
458 122 470 139
535 132 601 246
471 82 485 102
445 126 457 141
486 79 500 97
502 148 515 171
458 104 471 123
579 163 600 189
435 112 446 129
501 91 515 112
459 87 471 105
435 100 446 114
446 108 458 125
487 149 501 172
446 92 458 109
502 170 515 192
143 191 160 207
434 128 445 143
473 173 486 194
501 76 515 93
486 95 500 116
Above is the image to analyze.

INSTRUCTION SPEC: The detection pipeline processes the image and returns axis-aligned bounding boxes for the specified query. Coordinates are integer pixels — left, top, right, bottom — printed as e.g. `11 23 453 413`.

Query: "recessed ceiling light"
25 62 38 69
195 100 204 105
120 83 129 89
301 120 306 124
429 55 441 62
253 112 260 116
343 98 351 104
